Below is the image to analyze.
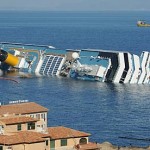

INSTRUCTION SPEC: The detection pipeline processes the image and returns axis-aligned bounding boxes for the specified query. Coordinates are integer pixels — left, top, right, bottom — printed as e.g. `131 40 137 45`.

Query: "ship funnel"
0 49 19 66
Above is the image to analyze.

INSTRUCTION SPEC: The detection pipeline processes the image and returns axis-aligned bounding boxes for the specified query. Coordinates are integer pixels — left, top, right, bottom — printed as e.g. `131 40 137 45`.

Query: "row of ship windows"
44 61 62 67
40 69 58 74
39 56 63 75
41 57 62 62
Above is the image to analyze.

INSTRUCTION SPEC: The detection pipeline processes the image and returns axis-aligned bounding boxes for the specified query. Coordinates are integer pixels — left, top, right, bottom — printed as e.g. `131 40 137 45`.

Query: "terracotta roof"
0 131 50 145
47 126 90 140
0 116 39 125
0 102 48 115
77 142 99 150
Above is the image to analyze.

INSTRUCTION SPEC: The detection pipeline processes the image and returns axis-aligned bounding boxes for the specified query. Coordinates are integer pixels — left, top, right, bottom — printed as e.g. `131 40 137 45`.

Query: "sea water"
0 11 150 147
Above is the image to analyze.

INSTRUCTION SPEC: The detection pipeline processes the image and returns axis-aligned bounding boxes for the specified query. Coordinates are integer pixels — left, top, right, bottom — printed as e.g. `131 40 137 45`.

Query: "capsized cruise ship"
0 42 149 84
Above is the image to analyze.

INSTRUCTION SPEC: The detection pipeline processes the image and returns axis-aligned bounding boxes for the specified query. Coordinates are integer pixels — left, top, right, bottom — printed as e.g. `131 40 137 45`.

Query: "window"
46 140 49 146
79 138 87 144
0 125 4 129
41 124 45 129
17 124 22 131
36 114 40 119
50 140 55 149
30 114 34 118
41 113 46 121
61 139 67 146
27 122 35 130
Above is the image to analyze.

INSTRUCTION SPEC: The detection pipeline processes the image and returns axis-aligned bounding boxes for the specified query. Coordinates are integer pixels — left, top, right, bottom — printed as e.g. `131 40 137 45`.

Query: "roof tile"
0 102 48 115
0 131 50 145
47 126 90 139
0 116 39 125
77 142 99 150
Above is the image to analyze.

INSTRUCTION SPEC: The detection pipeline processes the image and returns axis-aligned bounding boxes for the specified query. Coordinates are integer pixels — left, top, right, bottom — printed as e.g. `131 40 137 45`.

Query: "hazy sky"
0 0 150 11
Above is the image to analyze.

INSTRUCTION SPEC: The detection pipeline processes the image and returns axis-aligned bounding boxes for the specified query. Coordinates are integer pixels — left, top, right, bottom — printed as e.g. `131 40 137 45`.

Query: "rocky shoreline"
97 142 150 150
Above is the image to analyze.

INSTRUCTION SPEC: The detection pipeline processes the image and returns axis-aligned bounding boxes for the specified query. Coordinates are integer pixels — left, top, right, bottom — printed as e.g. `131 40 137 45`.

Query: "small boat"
137 20 150 27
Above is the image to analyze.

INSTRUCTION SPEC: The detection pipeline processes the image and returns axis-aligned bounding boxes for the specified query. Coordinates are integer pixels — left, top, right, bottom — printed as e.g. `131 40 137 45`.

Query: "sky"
0 0 150 11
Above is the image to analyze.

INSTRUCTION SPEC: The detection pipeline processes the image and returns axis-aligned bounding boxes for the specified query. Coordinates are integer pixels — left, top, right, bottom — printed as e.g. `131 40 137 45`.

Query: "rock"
97 142 118 150
97 142 148 150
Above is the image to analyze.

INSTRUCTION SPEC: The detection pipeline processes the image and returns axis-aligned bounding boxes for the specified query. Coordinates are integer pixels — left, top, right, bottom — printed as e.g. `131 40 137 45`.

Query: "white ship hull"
0 42 149 84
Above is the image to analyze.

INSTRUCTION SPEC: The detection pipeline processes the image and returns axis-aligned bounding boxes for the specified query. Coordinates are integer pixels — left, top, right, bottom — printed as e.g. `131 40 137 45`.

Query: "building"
47 126 99 150
0 101 48 134
0 131 50 150
0 116 39 134
0 101 99 150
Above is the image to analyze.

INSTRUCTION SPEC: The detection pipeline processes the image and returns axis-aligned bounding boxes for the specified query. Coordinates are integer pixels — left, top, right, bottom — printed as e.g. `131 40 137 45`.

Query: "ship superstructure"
0 42 149 84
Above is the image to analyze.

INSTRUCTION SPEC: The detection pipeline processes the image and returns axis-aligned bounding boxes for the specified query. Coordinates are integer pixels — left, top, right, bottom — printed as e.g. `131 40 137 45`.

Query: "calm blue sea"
0 11 150 147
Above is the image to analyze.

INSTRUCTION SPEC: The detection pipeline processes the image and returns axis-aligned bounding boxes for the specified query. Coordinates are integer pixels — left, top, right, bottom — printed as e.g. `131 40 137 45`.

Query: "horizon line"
0 9 150 12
